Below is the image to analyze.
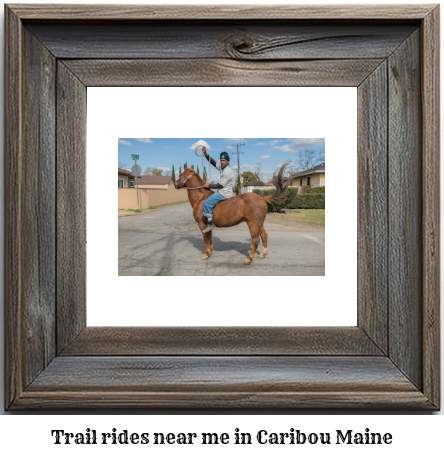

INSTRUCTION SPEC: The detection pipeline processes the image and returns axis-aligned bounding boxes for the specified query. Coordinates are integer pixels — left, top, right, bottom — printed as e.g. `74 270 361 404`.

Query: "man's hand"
204 183 210 188
202 146 208 156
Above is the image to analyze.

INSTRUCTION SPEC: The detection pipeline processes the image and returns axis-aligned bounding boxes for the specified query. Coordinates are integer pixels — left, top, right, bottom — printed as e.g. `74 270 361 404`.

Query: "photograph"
118 138 325 276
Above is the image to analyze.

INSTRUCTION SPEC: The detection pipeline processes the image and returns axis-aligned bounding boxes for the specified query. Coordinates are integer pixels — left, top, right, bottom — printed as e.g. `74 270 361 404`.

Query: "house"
284 162 325 193
240 180 275 195
118 168 135 188
136 175 175 189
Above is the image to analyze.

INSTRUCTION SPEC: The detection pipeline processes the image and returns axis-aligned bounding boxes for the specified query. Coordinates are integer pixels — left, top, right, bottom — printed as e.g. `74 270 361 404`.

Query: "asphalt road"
118 203 325 276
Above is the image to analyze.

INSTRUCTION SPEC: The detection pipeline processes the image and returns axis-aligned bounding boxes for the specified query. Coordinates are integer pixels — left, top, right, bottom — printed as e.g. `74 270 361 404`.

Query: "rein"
195 145 211 184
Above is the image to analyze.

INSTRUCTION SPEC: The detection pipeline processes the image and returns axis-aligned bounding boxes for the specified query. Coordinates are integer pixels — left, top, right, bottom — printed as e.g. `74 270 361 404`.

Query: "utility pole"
231 142 245 195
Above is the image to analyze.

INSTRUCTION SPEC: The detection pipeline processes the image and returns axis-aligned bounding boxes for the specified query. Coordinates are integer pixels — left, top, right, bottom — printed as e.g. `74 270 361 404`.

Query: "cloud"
136 138 153 143
260 155 271 159
255 142 267 146
270 139 282 146
241 164 265 170
274 138 325 153
159 167 171 173
225 138 244 142
226 145 233 149
118 139 132 146
190 139 212 150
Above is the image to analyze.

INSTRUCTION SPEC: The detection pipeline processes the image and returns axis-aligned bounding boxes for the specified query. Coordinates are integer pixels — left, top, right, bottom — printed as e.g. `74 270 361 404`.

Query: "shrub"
307 186 325 194
287 193 325 209
253 187 299 212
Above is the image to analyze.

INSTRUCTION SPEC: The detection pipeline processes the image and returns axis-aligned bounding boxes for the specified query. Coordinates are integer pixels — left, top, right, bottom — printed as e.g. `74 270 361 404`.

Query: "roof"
286 162 325 180
136 175 173 185
264 182 276 187
247 180 265 187
118 168 134 177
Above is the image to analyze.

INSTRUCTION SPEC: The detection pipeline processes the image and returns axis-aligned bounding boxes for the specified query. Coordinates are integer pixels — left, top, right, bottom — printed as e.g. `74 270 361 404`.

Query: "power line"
231 142 245 195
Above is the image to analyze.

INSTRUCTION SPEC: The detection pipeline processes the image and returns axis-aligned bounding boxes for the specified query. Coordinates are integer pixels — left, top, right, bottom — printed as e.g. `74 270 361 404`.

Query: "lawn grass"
145 201 187 210
123 201 188 212
275 209 325 226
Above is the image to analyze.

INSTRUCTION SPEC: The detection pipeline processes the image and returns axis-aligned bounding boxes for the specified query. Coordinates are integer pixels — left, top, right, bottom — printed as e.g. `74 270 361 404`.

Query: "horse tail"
263 160 294 209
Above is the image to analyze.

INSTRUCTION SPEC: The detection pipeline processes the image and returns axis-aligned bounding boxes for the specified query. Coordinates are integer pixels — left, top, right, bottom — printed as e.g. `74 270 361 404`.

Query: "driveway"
118 203 324 276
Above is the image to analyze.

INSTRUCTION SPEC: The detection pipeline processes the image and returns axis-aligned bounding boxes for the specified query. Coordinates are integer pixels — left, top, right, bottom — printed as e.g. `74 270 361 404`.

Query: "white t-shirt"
214 162 234 198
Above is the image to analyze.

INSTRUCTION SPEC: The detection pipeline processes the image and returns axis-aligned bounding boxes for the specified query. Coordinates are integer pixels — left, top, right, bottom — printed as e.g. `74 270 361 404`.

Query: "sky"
118 138 325 183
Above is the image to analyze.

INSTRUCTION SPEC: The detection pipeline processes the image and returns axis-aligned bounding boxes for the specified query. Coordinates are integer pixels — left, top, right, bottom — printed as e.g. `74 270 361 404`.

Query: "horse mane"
189 172 212 191
263 160 294 208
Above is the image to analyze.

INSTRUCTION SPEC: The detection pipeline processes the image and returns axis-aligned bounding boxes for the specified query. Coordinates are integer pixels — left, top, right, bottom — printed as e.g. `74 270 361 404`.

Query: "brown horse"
174 161 292 265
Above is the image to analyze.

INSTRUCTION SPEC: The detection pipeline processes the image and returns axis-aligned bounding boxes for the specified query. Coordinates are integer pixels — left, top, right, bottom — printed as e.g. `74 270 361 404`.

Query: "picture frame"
5 4 440 409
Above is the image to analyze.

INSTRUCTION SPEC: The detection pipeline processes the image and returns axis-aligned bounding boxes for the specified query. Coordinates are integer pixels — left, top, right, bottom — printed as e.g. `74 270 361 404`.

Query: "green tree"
203 166 208 182
172 164 175 178
179 165 182 175
142 166 162 176
240 171 260 186
197 165 200 176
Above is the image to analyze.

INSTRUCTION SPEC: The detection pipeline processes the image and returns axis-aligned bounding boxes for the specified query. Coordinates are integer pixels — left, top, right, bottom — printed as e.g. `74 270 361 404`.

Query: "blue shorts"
202 192 227 218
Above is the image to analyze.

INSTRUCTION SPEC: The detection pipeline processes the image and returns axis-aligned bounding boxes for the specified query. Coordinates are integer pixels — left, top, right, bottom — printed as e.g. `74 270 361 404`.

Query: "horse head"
175 164 195 189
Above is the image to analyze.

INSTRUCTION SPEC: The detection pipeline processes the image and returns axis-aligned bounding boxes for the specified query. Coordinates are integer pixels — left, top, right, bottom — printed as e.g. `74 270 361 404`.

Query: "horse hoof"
258 254 266 259
243 259 251 265
201 252 212 260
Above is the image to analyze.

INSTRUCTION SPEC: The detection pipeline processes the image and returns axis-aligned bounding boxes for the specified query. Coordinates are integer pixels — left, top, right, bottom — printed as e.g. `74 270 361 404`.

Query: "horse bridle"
176 172 195 188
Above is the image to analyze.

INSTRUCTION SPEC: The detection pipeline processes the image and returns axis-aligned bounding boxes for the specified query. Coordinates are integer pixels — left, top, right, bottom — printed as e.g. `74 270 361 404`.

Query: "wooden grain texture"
28 357 418 391
64 59 384 87
5 5 24 410
357 62 388 354
388 31 422 389
13 356 433 409
21 28 57 387
27 22 416 60
421 6 440 409
61 327 382 356
7 4 435 20
16 390 433 410
56 62 87 353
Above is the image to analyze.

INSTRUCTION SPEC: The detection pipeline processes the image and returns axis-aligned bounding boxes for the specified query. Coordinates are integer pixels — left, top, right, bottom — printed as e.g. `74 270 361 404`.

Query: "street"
118 203 325 276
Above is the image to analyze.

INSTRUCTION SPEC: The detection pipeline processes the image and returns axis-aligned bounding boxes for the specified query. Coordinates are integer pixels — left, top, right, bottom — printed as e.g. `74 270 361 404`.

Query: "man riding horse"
201 146 233 233
175 158 292 264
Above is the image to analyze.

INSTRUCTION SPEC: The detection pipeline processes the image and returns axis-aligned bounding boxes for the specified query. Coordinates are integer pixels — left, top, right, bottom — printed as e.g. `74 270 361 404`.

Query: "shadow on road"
185 231 252 257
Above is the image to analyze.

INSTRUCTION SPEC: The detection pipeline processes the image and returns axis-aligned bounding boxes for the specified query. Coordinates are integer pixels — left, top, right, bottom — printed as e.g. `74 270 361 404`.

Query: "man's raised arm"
202 146 218 168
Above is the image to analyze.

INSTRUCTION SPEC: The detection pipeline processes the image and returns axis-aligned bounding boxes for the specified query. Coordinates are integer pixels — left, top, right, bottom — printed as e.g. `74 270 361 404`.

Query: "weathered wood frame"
5 5 440 409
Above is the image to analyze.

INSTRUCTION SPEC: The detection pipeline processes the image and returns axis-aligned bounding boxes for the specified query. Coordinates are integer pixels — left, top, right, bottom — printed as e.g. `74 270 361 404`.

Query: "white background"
0 415 443 453
87 87 357 326
0 0 442 449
